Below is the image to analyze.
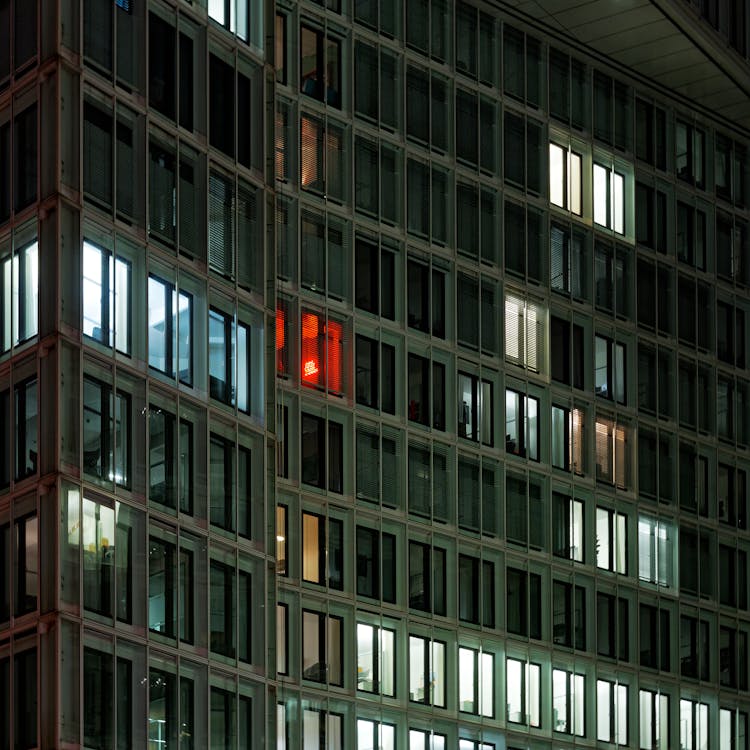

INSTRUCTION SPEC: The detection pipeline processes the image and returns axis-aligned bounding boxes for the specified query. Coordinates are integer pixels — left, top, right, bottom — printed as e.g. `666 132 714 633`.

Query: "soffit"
502 0 750 134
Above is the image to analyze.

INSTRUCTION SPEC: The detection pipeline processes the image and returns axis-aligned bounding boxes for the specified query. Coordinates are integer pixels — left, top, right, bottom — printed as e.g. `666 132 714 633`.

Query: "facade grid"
0 0 749 748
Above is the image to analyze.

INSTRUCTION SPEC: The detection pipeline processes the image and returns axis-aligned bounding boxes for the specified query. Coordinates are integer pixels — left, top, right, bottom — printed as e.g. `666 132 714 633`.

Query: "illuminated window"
408 635 445 707
638 515 674 588
301 116 344 200
680 699 709 750
551 405 585 474
458 647 493 717
639 690 670 750
505 388 539 460
506 658 541 726
458 372 493 445
302 511 342 590
82 240 130 354
301 310 343 394
553 668 585 736
504 292 545 373
597 679 628 745
552 494 584 562
596 507 627 573
148 275 192 384
83 376 130 488
1 238 38 353
720 707 748 750
595 415 628 488
549 142 582 214
408 730 446 750
356 623 395 696
356 719 395 750
593 162 625 234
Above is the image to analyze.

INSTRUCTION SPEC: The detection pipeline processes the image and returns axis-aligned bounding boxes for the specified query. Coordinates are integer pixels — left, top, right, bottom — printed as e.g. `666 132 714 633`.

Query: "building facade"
0 0 749 748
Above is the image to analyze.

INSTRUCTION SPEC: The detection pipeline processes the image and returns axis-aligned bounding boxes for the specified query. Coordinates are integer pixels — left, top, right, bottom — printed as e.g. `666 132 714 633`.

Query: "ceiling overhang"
501 0 750 135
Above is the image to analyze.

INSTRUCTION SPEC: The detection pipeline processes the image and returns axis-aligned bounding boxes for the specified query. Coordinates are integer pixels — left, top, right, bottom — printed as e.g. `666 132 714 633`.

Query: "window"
149 408 193 513
0 523 8 621
552 668 585 736
209 434 253 537
638 516 674 588
356 336 395 414
356 623 395 696
83 377 130 487
595 415 628 488
208 0 259 46
13 378 37 481
552 405 584 473
408 730 446 750
597 593 629 660
593 162 625 234
356 719 395 750
354 41 399 130
148 536 177 638
720 708 748 750
595 336 626 403
506 658 541 726
77 497 136 622
300 709 342 750
676 121 705 188
300 25 341 107
1 238 37 353
680 699 709 750
504 111 543 194
505 388 539 461
302 512 342 590
506 567 542 638
504 292 545 373
551 223 587 297
355 237 396 320
458 372 493 445
408 354 445 430
458 647 493 716
356 526 396 603
635 99 667 169
209 307 260 415
300 116 345 201
148 275 192 384
506 473 546 550
639 690 669 750
459 554 495 627
301 413 343 493
82 240 130 354
639 603 671 670
407 259 445 338
149 667 177 749
552 580 586 649
409 540 446 616
210 559 235 658
84 646 113 749
597 680 628 745
596 507 627 573
549 142 582 214
9 104 37 215
552 494 583 562
302 610 342 686
408 635 445 707
680 613 711 679
13 512 37 616
301 310 344 395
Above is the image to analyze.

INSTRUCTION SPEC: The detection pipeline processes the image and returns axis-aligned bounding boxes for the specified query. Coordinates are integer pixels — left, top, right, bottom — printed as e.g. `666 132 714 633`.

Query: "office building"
0 0 749 747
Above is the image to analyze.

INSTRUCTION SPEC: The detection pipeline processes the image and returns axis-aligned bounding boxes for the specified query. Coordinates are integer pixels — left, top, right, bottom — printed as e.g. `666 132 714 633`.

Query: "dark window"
301 413 343 493
13 104 36 213
83 101 113 210
409 541 446 615
210 560 235 658
301 25 341 108
356 526 396 603
149 13 176 121
210 54 235 158
13 513 37 616
84 647 112 749
507 567 542 639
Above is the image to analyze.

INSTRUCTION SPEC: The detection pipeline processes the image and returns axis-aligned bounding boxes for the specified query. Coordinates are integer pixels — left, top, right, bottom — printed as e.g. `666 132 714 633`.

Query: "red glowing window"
276 304 287 375
301 311 343 393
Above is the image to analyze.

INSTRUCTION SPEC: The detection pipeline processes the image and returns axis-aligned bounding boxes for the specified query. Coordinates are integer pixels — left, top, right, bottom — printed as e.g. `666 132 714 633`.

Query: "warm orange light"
326 319 343 393
276 306 286 374
301 311 321 386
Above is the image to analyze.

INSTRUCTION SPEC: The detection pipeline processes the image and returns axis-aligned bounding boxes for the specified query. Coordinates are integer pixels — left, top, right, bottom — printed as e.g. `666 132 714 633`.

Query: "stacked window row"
274 491 750 618
273 601 749 748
